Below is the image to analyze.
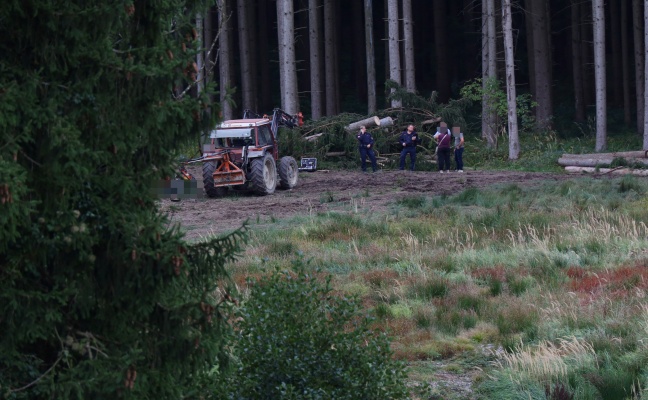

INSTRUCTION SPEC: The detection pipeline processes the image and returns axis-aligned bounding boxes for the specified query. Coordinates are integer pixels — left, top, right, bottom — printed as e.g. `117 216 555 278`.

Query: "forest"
211 0 647 150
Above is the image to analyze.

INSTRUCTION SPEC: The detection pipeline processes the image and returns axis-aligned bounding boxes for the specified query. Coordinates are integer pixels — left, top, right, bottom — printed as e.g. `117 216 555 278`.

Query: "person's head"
360 125 366 132
407 124 415 133
439 122 448 134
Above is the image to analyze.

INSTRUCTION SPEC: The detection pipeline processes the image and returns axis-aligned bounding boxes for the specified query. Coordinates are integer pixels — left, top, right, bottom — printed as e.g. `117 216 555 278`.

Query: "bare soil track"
160 169 574 240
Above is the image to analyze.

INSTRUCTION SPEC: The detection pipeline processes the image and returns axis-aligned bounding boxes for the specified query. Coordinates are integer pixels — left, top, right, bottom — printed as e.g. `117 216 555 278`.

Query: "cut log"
344 116 381 132
378 116 394 127
558 157 648 167
565 166 648 176
421 117 442 126
561 150 648 159
303 132 324 141
325 151 347 157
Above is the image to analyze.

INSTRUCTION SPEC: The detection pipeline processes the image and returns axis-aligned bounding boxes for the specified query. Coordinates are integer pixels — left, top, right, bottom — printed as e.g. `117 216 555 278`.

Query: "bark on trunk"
621 0 631 126
610 0 622 106
276 0 299 114
482 0 497 149
402 0 415 92
309 0 323 120
218 0 233 120
345 116 381 132
502 0 519 160
593 0 607 152
434 0 450 102
387 0 402 108
531 0 553 130
571 0 585 122
558 158 648 167
257 0 270 111
633 0 645 135
561 151 648 158
644 0 648 149
237 0 253 110
364 0 377 114
324 0 336 115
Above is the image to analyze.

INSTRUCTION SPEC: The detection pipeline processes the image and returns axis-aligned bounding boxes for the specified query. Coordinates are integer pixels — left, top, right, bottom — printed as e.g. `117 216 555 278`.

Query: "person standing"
452 126 465 172
399 124 420 171
356 126 378 172
436 123 452 173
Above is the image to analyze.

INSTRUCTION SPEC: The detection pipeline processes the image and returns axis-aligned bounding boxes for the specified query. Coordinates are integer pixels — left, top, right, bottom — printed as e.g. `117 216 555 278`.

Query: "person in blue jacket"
399 124 420 171
357 126 378 172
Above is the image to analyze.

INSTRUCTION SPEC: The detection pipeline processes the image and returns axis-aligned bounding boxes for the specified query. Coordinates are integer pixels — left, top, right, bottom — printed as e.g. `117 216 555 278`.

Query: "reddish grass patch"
360 269 401 288
569 265 648 297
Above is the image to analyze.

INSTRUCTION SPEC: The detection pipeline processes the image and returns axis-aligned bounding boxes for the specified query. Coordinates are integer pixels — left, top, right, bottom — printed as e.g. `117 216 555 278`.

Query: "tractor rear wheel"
249 153 276 195
278 156 298 189
202 161 227 198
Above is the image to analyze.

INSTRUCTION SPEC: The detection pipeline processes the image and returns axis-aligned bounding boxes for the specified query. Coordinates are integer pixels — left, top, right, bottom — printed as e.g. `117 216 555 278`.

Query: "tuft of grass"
407 278 450 300
397 195 426 209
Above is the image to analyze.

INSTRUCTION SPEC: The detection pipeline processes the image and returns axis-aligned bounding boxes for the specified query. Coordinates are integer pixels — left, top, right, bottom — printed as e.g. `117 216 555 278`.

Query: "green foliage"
225 263 408 399
0 1 241 398
460 77 537 135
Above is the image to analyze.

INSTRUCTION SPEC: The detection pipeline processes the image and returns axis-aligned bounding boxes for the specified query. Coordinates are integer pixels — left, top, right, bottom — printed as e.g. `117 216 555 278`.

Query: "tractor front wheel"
202 161 227 198
278 156 298 189
249 153 276 195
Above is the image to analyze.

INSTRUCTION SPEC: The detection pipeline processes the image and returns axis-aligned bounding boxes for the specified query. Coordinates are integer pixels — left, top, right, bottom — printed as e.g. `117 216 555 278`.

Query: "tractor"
186 108 302 197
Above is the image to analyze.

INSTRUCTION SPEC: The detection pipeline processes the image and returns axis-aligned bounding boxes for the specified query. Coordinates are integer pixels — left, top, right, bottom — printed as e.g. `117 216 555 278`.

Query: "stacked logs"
559 151 648 176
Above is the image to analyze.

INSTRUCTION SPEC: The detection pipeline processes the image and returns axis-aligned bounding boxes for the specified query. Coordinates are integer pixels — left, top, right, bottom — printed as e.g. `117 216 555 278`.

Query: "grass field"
216 174 648 399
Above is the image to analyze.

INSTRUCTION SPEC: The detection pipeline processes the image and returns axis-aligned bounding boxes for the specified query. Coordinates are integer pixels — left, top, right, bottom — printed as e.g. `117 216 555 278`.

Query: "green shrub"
227 263 408 399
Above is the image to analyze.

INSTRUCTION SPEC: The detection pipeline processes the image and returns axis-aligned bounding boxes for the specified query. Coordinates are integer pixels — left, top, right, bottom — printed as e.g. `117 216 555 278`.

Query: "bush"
226 263 408 399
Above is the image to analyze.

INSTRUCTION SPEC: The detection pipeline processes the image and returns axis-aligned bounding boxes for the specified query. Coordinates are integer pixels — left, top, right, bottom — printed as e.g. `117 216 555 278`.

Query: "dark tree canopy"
0 1 241 398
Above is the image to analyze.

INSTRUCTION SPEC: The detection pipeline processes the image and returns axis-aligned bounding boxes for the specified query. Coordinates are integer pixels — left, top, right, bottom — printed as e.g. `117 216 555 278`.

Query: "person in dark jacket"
436 123 452 173
398 124 420 171
357 126 378 172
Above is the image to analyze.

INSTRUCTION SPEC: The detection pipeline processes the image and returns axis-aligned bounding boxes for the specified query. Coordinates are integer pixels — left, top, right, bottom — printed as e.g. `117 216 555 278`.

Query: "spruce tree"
0 1 240 398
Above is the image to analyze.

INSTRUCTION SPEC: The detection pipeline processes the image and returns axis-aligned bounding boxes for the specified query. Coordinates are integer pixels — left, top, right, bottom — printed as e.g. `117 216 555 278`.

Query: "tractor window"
257 125 273 146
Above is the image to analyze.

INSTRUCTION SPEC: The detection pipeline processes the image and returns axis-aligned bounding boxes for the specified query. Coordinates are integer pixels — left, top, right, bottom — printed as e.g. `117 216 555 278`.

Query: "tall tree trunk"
237 0 254 110
571 0 585 122
525 0 536 100
218 0 233 120
621 0 631 126
387 0 401 108
257 0 270 111
324 0 336 115
247 1 258 111
364 0 377 114
482 0 497 149
531 0 553 130
353 0 366 102
644 0 648 149
196 13 204 95
204 8 214 104
593 0 607 152
502 0 519 160
581 5 594 106
434 0 450 102
633 0 645 135
610 1 622 107
402 0 415 92
276 0 299 114
309 0 323 120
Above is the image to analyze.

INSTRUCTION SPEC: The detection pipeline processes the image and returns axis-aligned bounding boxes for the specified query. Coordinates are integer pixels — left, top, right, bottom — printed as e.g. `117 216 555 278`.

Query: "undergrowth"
226 176 648 399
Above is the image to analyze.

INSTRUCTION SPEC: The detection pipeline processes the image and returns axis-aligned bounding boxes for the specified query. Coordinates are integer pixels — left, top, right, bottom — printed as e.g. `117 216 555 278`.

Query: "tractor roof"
218 118 270 128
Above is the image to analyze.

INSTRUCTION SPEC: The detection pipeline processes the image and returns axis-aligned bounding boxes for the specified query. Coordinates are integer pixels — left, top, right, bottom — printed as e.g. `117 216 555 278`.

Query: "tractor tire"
249 153 277 195
278 156 298 189
202 161 227 198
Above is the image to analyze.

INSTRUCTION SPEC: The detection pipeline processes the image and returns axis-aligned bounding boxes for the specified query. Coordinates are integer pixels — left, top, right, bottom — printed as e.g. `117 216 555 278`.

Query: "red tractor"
186 109 302 197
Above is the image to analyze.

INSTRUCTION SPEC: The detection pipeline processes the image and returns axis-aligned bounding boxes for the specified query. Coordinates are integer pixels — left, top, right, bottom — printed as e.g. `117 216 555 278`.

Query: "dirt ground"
160 167 574 240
